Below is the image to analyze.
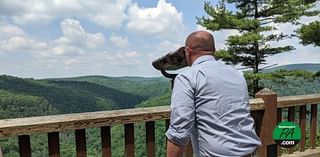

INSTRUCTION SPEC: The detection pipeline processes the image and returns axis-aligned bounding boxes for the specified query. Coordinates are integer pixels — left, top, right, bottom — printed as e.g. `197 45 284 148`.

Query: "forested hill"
1 73 320 157
263 63 320 72
0 75 170 118
50 75 170 99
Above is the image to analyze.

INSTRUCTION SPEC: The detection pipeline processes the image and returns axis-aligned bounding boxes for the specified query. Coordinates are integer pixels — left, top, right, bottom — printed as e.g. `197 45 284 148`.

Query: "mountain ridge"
0 75 170 116
263 63 320 72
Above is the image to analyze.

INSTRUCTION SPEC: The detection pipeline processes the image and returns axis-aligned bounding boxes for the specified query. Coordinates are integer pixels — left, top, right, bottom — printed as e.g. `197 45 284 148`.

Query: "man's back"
166 55 261 157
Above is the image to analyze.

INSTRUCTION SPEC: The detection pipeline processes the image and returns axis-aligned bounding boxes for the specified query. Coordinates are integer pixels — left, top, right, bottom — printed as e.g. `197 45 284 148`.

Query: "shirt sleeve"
166 74 195 147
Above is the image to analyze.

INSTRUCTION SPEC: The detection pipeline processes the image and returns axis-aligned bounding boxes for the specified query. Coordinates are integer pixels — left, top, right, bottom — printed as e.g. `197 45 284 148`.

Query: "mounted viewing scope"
152 46 188 79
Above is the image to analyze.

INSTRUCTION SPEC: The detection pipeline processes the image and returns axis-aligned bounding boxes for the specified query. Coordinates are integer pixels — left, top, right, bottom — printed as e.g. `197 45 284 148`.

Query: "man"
166 31 261 157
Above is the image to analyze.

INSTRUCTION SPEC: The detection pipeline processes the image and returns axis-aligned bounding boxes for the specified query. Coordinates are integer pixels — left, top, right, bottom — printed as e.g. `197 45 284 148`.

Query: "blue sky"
0 0 319 78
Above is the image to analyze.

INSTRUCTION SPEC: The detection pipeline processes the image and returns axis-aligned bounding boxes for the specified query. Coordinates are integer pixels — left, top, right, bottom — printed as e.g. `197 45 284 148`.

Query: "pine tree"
297 21 320 46
198 0 319 95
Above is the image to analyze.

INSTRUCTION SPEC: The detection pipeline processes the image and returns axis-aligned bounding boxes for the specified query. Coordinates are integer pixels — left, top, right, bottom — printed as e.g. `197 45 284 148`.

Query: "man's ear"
184 47 188 56
185 47 191 56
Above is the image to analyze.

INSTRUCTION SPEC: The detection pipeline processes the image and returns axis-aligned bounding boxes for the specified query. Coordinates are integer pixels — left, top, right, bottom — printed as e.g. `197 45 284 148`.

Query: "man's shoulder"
174 67 200 86
177 61 244 81
177 66 201 78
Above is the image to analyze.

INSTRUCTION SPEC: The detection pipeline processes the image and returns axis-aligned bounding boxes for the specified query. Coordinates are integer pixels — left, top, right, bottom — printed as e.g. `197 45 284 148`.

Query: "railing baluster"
288 107 295 122
101 126 111 157
310 104 318 149
277 108 282 156
165 119 170 154
277 108 283 124
299 106 306 152
165 119 170 131
18 135 31 157
185 142 193 157
48 132 60 157
287 107 295 154
0 146 3 157
125 124 134 157
75 129 87 157
146 121 155 157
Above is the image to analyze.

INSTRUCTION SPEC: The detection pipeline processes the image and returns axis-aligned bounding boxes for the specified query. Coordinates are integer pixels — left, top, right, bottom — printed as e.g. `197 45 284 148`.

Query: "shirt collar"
191 55 216 66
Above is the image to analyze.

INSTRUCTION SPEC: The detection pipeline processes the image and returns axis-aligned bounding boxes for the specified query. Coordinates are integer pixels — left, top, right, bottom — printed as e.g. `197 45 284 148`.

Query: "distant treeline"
1 74 320 156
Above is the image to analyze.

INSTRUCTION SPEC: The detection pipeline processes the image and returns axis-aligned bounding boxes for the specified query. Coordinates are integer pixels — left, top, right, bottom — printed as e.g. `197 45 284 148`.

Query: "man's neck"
191 54 212 64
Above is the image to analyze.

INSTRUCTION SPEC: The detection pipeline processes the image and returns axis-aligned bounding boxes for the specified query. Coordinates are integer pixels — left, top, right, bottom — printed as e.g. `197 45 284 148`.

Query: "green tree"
198 0 319 95
315 70 320 77
297 21 320 46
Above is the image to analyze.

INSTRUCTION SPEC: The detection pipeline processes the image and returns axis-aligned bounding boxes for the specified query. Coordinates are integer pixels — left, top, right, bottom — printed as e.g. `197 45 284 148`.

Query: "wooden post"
125 124 134 157
18 135 32 157
75 129 87 157
165 119 170 154
287 107 295 154
255 88 278 157
146 121 155 157
277 108 282 156
101 126 112 157
299 106 306 152
48 132 60 157
165 119 170 131
0 146 3 157
310 104 318 149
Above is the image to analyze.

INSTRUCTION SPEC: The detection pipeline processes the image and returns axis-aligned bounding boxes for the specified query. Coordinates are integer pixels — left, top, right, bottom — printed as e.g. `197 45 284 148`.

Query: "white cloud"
152 40 182 58
57 19 87 45
12 13 52 25
51 45 83 56
196 25 211 32
158 40 181 52
0 18 105 57
109 34 129 48
0 23 50 67
0 22 26 39
0 0 27 15
0 0 54 24
111 51 140 61
263 14 320 67
60 19 106 47
267 44 320 66
64 58 78 66
0 0 131 28
0 36 48 52
196 25 239 50
89 0 130 28
53 19 106 55
126 0 185 36
0 0 184 34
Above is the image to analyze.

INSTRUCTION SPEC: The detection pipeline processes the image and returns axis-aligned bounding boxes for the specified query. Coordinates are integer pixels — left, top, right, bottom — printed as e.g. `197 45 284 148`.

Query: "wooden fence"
0 88 319 157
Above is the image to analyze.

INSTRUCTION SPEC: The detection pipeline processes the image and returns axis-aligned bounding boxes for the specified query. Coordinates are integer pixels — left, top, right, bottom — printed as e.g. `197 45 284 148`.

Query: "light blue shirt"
166 55 261 157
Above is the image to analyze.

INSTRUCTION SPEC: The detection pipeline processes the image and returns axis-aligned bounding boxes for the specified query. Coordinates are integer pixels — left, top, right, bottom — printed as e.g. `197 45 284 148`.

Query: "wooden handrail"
0 94 319 138
0 98 265 137
277 94 320 108
1 94 320 138
0 106 170 137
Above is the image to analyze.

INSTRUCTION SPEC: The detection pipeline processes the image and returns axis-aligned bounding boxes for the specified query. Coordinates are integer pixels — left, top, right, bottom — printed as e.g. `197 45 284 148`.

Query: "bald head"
185 31 215 53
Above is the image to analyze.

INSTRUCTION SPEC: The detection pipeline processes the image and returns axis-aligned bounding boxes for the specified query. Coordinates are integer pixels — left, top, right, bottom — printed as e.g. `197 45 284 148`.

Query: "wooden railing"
0 88 319 157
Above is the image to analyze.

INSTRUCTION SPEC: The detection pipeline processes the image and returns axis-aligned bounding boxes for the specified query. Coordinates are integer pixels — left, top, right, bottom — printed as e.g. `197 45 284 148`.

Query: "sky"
0 0 319 79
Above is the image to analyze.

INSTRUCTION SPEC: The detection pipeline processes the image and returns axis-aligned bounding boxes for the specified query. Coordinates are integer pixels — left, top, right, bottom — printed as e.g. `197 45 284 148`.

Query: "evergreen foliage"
297 21 320 46
197 0 319 94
